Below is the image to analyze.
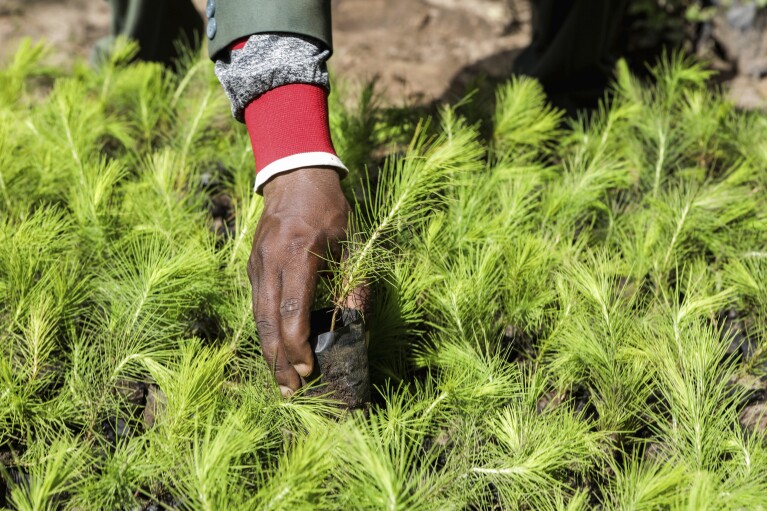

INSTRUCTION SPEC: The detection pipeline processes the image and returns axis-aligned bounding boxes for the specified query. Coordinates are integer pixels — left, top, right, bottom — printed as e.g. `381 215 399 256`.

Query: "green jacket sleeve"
206 0 333 59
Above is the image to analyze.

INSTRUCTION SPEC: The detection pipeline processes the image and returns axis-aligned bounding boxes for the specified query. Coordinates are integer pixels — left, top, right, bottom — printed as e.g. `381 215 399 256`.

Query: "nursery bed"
0 40 766 510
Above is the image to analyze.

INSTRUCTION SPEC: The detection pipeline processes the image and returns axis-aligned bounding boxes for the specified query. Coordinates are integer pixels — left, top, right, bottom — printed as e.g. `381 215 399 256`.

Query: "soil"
306 308 371 408
4 0 767 108
735 373 767 433
0 0 530 106
0 0 112 68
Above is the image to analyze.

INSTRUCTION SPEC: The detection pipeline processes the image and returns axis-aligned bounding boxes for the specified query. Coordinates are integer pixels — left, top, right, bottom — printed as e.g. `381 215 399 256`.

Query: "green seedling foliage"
492 76 564 160
1 38 767 510
4 437 84 511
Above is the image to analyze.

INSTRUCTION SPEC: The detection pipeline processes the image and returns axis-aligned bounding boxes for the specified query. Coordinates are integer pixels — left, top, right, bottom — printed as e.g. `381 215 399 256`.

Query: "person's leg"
513 0 628 113
94 0 203 66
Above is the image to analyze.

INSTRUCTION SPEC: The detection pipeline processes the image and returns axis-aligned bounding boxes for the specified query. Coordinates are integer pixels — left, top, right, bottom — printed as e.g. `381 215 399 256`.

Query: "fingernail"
293 363 313 378
279 385 294 398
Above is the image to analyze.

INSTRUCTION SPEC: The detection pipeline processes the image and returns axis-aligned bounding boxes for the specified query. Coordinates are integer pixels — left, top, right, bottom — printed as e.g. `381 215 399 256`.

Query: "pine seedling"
0 290 86 443
0 109 65 215
433 173 503 249
232 378 341 440
3 295 70 436
5 438 84 511
88 36 141 101
544 251 653 433
469 400 605 510
119 149 210 238
611 64 699 200
413 334 522 417
616 175 758 281
371 381 447 443
92 37 186 154
32 78 124 180
113 61 176 151
64 327 171 435
171 70 228 174
67 157 126 255
0 39 51 108
167 411 267 511
712 428 767 509
326 105 484 329
248 431 337 511
94 231 217 345
643 313 743 471
492 76 563 161
0 208 87 441
651 51 713 111
502 232 561 338
614 52 712 116
139 339 231 439
676 87 732 170
0 208 77 325
602 456 686 511
71 435 153 511
0 350 66 444
540 103 632 237
332 403 460 511
423 240 506 340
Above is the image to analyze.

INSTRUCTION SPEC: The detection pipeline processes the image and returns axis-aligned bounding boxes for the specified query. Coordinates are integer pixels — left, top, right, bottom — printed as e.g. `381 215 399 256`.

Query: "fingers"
259 320 302 396
339 248 371 315
345 282 371 313
251 257 302 396
278 259 320 380
250 232 324 395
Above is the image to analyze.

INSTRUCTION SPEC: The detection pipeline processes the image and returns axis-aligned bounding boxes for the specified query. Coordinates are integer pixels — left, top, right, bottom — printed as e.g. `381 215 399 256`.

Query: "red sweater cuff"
243 84 338 174
231 38 339 178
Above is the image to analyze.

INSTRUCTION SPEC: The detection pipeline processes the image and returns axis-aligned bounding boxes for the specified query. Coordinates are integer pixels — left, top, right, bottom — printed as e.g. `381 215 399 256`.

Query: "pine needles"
1 39 767 510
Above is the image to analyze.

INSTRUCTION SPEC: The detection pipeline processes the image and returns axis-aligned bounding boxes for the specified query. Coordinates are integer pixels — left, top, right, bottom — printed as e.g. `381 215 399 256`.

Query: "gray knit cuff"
214 33 331 122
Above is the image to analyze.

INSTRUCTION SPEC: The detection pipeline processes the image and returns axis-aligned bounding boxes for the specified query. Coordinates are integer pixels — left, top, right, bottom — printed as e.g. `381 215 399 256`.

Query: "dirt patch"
331 0 531 104
0 0 529 106
0 0 111 67
5 0 767 108
735 373 767 433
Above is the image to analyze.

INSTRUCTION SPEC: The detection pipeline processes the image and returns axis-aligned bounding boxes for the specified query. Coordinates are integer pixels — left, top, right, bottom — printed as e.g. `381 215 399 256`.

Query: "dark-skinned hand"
247 167 349 397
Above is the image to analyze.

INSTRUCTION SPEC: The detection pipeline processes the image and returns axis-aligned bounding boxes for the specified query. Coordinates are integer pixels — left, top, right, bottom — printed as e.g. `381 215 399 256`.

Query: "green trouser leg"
93 0 203 66
513 0 628 113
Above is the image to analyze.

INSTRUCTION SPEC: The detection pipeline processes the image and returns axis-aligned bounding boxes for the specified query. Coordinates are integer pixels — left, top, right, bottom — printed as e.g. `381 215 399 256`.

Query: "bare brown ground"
0 0 529 105
1 0 765 108
0 0 112 68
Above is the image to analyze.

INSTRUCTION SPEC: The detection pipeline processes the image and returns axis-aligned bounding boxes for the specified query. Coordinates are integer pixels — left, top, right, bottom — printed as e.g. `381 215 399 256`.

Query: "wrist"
263 167 344 208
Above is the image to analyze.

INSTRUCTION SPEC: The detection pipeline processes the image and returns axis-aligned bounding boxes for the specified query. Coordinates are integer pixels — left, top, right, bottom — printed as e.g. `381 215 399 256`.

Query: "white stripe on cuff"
254 152 349 194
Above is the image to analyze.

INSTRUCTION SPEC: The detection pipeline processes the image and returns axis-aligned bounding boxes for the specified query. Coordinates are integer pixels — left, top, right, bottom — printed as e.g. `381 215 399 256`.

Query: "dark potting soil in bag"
304 308 370 408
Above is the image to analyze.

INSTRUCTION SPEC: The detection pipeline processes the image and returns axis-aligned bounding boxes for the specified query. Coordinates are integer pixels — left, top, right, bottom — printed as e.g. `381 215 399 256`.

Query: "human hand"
247 167 349 397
